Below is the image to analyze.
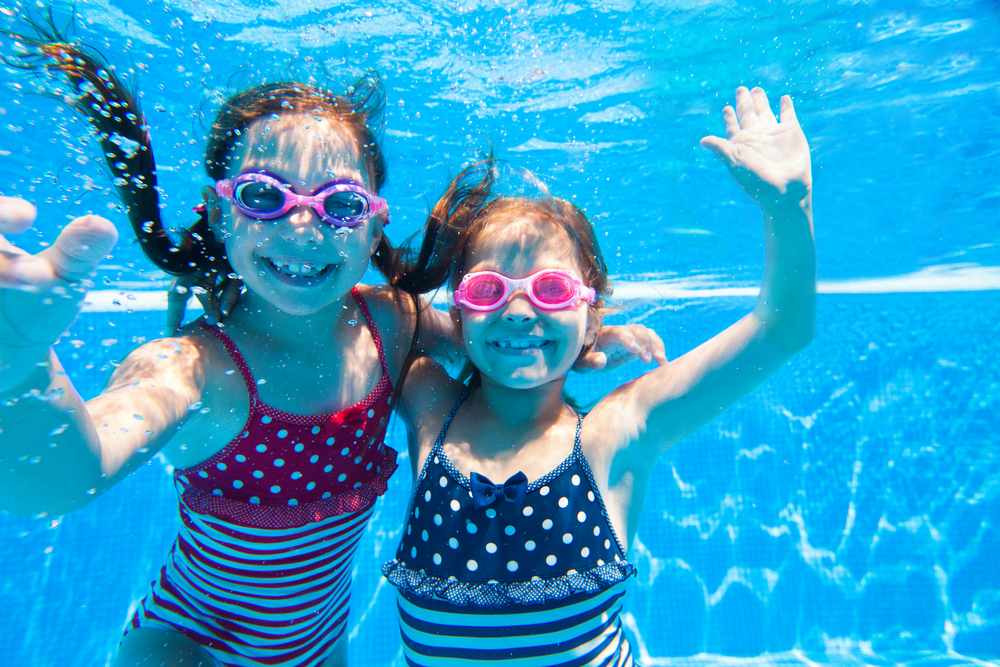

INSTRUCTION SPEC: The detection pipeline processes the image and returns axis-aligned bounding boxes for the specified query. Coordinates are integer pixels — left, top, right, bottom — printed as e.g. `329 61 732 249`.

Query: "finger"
646 329 668 366
720 105 740 140
582 351 608 371
196 289 221 324
631 328 654 363
733 86 758 129
165 286 189 332
220 279 242 317
779 95 798 126
38 215 118 282
699 135 736 167
751 87 777 124
0 196 37 235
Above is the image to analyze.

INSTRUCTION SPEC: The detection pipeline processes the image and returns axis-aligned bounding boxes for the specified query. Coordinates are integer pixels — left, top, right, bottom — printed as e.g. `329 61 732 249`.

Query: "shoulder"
355 284 419 372
401 356 462 417
107 325 223 390
398 356 465 472
578 380 647 467
356 284 416 337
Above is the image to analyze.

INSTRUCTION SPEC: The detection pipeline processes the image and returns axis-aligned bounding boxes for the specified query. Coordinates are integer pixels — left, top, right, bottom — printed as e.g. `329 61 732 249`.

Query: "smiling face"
210 113 382 316
459 215 599 389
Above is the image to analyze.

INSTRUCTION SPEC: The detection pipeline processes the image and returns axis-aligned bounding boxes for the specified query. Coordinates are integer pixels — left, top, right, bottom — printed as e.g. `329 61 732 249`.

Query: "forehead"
467 217 583 277
231 114 368 188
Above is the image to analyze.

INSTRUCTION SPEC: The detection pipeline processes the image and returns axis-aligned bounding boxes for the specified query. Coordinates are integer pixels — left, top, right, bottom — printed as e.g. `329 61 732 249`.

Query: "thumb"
39 215 118 282
699 136 736 166
0 196 37 235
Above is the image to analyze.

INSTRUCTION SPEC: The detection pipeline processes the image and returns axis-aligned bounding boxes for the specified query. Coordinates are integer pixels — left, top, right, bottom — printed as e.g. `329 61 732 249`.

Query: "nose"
501 290 537 324
278 206 325 245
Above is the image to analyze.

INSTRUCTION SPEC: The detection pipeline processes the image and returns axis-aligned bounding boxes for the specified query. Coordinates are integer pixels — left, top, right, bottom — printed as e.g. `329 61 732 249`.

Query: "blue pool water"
1 0 998 666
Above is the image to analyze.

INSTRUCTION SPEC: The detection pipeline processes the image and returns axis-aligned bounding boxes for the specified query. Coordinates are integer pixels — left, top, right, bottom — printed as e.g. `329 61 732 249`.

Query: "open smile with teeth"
263 257 332 279
490 338 552 351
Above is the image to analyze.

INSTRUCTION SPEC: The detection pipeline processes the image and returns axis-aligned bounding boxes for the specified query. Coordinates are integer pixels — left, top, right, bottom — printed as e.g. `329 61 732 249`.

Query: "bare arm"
398 355 464 479
415 302 462 371
595 87 815 461
0 197 202 516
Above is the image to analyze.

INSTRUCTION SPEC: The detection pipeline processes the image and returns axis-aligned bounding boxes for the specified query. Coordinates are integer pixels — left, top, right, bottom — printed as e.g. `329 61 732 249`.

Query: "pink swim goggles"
454 269 597 312
214 171 388 227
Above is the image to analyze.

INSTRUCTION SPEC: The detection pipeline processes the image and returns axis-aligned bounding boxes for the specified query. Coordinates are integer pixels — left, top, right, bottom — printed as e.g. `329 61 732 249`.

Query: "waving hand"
700 87 811 214
0 197 117 388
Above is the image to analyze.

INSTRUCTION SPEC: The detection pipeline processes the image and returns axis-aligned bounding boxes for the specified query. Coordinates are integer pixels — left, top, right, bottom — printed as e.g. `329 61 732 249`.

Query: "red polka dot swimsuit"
127 287 399 667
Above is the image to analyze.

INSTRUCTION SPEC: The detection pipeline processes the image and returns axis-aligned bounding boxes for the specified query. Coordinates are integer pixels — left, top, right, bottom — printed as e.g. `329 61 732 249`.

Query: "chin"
267 297 334 317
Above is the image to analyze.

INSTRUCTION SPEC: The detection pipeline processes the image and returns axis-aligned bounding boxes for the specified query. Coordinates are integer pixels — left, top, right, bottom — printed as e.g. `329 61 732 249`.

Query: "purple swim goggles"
214 171 388 227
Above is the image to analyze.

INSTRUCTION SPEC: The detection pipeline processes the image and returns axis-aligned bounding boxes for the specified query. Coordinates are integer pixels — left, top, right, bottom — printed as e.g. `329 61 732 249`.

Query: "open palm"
701 87 811 212
0 197 117 352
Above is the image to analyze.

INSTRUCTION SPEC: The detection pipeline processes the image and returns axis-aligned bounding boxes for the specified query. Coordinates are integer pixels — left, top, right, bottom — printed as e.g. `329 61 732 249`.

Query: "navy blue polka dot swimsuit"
384 391 637 666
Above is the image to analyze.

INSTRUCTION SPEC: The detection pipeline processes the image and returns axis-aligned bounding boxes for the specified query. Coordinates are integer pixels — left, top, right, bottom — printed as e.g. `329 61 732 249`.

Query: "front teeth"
496 339 547 349
268 258 328 278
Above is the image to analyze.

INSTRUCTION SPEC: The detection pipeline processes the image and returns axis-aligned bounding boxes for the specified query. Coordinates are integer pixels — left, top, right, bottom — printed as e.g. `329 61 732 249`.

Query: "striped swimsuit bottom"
395 584 634 666
130 502 374 666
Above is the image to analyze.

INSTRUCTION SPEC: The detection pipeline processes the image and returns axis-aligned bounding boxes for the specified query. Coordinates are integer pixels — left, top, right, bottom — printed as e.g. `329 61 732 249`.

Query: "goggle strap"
215 180 234 200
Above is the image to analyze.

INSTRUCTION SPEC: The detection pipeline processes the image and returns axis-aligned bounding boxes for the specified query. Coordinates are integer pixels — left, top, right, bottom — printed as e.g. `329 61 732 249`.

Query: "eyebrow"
235 169 366 194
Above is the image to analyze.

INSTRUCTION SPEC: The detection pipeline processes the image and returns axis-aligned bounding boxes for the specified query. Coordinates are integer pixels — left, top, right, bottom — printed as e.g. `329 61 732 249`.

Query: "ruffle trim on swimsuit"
182 446 398 529
382 557 636 608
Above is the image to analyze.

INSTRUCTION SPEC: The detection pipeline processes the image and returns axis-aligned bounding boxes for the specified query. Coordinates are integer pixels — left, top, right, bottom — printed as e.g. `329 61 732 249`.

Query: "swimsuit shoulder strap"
573 411 585 455
431 389 470 456
199 322 258 405
350 287 390 378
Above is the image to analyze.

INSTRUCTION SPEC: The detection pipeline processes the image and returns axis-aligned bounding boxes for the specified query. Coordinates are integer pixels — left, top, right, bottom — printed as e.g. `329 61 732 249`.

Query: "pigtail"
5 12 226 279
389 155 500 390
392 154 499 295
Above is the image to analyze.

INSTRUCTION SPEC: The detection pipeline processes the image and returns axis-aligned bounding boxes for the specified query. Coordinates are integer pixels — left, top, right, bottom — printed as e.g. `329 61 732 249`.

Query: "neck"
226 289 355 346
469 373 572 433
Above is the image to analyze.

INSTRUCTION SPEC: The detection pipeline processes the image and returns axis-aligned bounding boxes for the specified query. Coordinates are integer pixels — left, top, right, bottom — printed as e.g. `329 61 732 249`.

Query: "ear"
202 186 225 239
368 214 385 256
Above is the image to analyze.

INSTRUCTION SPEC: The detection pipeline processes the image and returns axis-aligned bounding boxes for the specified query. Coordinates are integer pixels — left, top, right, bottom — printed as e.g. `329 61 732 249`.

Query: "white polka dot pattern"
391 410 629 590
176 293 398 530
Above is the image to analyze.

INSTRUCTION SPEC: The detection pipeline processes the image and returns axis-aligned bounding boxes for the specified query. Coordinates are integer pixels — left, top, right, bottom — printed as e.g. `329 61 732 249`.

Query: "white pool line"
79 264 1000 313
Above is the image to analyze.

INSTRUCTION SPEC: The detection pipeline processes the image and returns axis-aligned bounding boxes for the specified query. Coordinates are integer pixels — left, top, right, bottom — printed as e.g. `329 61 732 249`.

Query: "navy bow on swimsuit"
469 471 529 509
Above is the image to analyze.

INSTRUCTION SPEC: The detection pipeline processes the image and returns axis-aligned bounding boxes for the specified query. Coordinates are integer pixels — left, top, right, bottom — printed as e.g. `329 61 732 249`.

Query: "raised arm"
0 197 201 517
598 87 815 458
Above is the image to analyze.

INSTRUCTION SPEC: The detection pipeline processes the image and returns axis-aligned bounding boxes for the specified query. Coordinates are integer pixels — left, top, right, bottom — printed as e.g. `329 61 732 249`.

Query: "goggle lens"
322 191 366 220
533 272 576 305
465 274 506 307
235 181 284 214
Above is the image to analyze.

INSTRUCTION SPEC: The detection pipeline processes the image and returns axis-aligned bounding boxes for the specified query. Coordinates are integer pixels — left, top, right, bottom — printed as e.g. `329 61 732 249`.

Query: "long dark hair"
5 13 395 286
394 157 612 386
